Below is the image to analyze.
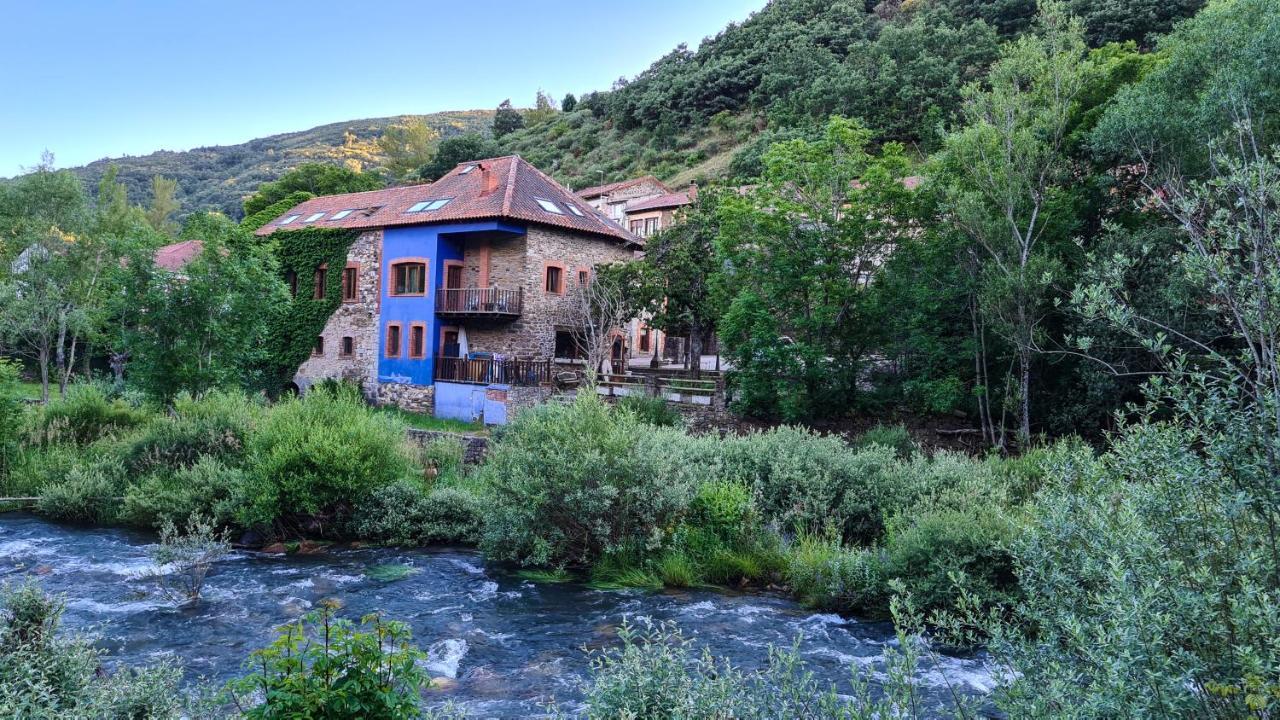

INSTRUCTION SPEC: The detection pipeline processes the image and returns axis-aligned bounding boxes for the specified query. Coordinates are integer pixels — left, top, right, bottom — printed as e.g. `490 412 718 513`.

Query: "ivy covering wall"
239 191 315 233
264 226 359 392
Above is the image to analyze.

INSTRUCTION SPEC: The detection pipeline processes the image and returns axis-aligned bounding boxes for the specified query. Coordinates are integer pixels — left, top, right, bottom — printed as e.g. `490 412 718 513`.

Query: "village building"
574 175 671 226
256 155 642 421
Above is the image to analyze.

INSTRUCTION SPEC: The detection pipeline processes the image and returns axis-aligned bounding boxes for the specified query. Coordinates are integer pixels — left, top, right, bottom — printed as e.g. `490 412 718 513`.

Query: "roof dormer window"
279 214 301 225
535 198 563 214
406 198 451 213
304 212 325 222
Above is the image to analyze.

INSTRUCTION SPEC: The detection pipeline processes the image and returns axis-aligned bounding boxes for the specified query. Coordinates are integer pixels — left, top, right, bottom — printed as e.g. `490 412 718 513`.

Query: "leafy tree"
525 89 558 126
492 98 524 138
1067 0 1205 47
716 116 916 419
417 133 499 181
934 1 1090 448
118 214 286 402
0 152 86 263
145 175 180 236
375 118 440 181
242 163 383 218
561 92 578 113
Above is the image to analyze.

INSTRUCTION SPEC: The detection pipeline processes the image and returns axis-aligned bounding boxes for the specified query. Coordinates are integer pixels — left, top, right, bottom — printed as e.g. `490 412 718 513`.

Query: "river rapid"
0 514 995 717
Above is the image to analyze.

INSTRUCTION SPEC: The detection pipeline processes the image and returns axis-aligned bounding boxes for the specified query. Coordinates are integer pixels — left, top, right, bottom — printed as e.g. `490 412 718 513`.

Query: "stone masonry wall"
464 225 633 359
295 230 381 396
375 381 434 414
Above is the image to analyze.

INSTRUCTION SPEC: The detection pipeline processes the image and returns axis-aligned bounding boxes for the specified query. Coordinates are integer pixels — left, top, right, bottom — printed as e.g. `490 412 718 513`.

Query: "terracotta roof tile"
256 156 641 247
627 190 694 213
575 175 670 200
153 239 204 271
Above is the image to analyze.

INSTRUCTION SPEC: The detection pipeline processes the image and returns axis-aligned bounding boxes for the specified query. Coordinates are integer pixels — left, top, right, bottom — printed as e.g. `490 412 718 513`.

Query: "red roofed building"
152 239 204 271
260 155 641 421
575 175 671 226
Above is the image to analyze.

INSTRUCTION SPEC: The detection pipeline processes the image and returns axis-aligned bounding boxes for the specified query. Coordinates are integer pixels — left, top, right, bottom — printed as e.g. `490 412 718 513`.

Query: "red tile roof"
575 175 670 200
153 239 204 271
627 190 694 213
256 156 641 247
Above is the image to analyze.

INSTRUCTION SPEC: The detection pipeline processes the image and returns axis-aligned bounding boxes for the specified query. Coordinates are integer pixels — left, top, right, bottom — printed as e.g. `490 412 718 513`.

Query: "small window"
639 328 651 352
424 198 450 211
285 270 298 297
341 266 358 302
566 203 585 216
555 330 581 359
313 266 327 300
385 324 402 358
545 265 563 294
406 198 451 213
535 198 563 214
630 220 644 235
304 212 325 223
409 324 425 359
313 336 324 356
578 269 589 286
390 261 426 296
645 217 659 235
331 209 354 220
279 214 300 225
459 165 476 175
340 336 354 357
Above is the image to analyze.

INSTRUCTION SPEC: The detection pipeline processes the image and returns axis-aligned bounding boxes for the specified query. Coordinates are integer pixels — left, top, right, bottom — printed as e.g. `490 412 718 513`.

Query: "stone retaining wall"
405 429 490 465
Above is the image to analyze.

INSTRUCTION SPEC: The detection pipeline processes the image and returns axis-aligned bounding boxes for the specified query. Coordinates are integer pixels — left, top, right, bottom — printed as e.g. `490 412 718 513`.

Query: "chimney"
480 163 499 196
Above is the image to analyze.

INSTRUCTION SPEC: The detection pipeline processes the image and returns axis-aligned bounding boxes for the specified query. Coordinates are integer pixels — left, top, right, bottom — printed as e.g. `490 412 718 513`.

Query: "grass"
18 381 56 401
515 568 576 584
377 407 485 434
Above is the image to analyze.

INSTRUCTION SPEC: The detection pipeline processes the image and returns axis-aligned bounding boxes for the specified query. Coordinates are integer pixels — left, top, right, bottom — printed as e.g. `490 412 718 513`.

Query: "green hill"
67 110 493 219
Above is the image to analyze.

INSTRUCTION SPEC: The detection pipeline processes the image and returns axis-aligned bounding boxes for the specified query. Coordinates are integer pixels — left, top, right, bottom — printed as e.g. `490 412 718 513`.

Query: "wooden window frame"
439 325 461 358
442 259 465 289
339 336 355 358
577 266 591 287
313 264 328 300
341 263 359 303
388 258 428 297
385 323 403 358
408 322 427 359
543 261 566 295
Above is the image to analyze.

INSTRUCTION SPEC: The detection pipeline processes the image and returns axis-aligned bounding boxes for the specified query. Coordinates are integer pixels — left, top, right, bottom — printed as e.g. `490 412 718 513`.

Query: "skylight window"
304 212 325 223
406 198 451 213
565 203 585 216
535 198 564 214
279 214 300 225
330 209 354 220
459 164 476 175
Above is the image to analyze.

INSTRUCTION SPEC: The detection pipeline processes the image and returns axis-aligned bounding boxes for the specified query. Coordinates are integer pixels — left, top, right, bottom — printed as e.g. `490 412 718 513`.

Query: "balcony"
434 356 553 386
435 287 522 319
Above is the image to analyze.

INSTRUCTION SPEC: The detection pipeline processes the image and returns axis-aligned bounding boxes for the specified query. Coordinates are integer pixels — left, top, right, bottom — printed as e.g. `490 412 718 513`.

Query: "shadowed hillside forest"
4 0 1280 718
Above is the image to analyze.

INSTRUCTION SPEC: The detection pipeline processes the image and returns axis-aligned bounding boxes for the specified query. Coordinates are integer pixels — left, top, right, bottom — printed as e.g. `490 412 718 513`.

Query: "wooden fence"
433 356 553 386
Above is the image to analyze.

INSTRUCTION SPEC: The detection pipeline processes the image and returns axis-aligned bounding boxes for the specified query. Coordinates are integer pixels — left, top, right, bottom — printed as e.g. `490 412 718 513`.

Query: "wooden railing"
435 287 522 316
433 356 553 386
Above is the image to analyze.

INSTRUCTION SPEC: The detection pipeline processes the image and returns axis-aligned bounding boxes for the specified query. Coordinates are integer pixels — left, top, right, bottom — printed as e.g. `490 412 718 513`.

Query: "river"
0 514 996 717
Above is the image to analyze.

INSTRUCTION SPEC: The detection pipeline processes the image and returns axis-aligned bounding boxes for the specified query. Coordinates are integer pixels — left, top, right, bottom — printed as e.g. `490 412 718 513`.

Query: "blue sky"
0 0 766 176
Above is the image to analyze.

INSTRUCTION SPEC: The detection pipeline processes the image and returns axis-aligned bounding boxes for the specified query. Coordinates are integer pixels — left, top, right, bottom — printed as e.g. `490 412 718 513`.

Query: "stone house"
256 155 642 420
575 175 671 226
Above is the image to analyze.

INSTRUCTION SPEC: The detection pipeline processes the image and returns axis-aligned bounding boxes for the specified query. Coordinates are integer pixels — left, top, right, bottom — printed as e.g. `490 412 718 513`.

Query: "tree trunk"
689 321 704 380
54 308 68 395
38 346 50 404
1018 346 1032 449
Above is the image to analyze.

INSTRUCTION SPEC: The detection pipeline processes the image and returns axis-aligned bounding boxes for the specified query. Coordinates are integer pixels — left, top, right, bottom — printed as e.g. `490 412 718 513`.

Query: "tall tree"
145 175 180 236
492 99 524 139
935 1 1089 447
716 116 916 419
242 163 383 217
417 133 500 181
375 119 440 181
561 93 578 113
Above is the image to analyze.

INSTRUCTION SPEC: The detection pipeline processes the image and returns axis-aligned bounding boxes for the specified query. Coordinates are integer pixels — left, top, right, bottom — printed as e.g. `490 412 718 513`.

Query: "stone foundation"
375 382 435 414
405 429 489 464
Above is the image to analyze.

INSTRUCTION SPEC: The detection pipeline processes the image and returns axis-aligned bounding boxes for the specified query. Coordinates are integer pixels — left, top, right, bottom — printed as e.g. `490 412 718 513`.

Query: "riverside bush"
28 383 148 446
0 581 187 719
120 456 246 528
617 394 683 427
784 534 889 613
240 384 418 530
478 393 691 568
37 462 123 525
851 422 917 458
119 391 260 474
0 360 22 478
346 480 483 546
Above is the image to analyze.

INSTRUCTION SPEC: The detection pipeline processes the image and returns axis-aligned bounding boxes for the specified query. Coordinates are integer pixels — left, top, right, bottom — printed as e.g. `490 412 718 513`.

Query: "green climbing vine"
239 191 315 233
264 226 360 392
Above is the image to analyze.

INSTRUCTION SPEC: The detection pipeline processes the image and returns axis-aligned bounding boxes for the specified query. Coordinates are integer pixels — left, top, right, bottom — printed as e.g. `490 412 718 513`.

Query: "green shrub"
37 462 122 525
119 390 260 475
28 383 148 446
851 423 917 459
882 503 1017 614
240 385 418 530
478 393 692 568
784 534 888 613
0 359 23 477
4 445 79 498
120 456 246 529
617 394 683 427
0 580 187 718
346 480 484 546
420 436 465 480
224 603 428 719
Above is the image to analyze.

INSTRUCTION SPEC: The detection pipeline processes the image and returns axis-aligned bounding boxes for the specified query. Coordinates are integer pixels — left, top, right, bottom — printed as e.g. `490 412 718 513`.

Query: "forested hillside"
63 110 492 219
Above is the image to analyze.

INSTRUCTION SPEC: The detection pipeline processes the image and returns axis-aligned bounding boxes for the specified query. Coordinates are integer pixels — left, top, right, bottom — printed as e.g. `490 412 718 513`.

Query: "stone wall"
404 429 489 464
463 225 632 360
295 230 382 396
375 381 434 414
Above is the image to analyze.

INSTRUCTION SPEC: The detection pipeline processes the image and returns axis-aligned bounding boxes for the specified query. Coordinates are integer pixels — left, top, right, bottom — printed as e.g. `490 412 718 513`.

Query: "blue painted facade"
377 221 524 386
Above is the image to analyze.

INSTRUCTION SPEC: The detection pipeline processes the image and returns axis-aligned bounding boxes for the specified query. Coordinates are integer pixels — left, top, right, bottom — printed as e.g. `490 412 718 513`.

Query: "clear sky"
0 0 766 176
